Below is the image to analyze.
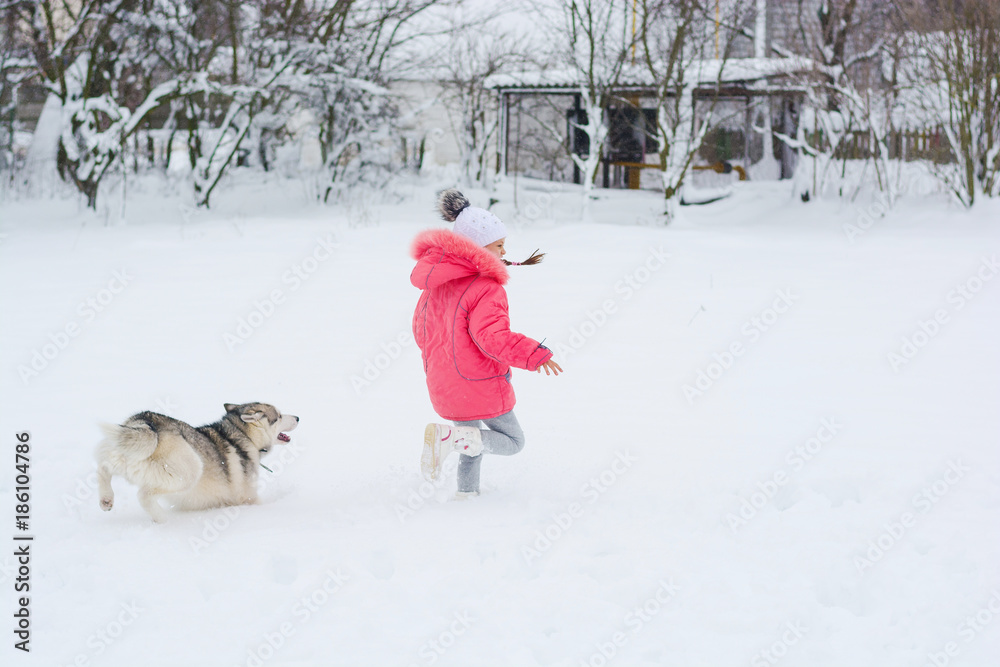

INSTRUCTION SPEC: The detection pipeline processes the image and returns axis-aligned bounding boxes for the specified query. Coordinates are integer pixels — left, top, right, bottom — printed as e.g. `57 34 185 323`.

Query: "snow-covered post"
754 0 767 59
750 0 778 180
569 88 609 207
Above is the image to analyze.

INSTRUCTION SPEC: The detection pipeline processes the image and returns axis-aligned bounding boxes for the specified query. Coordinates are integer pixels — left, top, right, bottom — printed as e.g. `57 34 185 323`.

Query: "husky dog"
96 402 299 523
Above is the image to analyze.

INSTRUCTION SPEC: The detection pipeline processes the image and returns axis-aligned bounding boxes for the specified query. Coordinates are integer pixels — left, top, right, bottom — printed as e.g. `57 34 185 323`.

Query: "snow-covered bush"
10 0 445 209
150 1 410 207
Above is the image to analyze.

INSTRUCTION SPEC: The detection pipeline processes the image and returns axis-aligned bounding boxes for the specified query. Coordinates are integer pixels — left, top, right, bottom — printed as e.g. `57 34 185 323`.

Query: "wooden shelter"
489 57 813 189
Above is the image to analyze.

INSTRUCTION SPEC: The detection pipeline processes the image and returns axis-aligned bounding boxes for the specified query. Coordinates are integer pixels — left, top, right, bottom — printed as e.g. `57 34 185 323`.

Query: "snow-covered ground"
1 176 998 667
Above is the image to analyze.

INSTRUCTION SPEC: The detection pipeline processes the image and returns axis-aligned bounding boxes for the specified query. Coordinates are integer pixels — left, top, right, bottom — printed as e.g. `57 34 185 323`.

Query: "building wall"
392 79 464 168
768 0 820 55
767 0 886 67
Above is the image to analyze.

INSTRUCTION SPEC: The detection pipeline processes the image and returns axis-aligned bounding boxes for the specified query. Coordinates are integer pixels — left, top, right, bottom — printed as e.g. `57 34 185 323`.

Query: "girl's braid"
504 249 545 266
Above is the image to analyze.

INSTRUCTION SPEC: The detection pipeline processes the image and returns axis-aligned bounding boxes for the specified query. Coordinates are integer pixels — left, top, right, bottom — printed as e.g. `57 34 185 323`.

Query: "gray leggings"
452 410 525 493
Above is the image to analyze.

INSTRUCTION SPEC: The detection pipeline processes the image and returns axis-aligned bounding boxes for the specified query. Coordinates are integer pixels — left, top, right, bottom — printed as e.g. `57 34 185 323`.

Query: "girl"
411 189 562 496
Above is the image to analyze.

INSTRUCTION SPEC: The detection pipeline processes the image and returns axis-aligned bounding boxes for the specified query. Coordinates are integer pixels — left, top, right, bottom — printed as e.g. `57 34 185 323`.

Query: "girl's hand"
537 359 563 376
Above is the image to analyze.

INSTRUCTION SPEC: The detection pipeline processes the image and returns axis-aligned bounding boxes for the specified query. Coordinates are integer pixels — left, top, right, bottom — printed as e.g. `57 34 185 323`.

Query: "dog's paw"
100 497 114 511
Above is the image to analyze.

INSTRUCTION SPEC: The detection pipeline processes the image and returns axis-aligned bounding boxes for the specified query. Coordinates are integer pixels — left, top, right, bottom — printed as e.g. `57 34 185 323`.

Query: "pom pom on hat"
437 189 471 222
437 189 507 247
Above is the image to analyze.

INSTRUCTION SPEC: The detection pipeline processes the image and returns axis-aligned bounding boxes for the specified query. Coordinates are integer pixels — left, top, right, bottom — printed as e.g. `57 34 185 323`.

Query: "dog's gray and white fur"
96 402 299 522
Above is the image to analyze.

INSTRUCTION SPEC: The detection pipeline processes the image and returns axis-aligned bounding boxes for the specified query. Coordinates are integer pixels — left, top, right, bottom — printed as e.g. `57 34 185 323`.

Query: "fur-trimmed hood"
410 228 509 290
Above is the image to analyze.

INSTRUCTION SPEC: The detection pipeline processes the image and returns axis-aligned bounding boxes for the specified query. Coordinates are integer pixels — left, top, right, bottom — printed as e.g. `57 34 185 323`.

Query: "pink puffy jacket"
410 229 552 421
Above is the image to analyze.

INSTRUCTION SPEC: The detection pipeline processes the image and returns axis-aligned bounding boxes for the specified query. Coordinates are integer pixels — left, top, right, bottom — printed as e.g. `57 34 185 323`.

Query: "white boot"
421 423 482 481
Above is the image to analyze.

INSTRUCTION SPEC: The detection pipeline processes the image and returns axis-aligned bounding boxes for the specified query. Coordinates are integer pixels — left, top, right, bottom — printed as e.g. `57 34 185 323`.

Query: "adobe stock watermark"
239 568 350 667
842 172 923 244
407 610 475 666
189 440 305 553
751 620 808 667
516 182 564 223
683 289 798 404
925 588 1000 667
17 268 133 385
224 234 339 352
888 256 998 373
395 457 460 523
580 578 679 667
854 459 969 574
351 330 414 396
62 601 143 667
551 246 669 359
843 190 893 243
521 451 637 565
724 418 843 533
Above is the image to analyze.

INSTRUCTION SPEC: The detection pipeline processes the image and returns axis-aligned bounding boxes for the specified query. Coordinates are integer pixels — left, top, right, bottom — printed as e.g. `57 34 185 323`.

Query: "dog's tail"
98 421 158 459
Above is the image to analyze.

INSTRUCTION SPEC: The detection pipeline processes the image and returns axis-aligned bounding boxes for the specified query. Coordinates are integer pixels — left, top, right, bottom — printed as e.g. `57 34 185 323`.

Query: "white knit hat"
453 207 507 247
438 189 507 247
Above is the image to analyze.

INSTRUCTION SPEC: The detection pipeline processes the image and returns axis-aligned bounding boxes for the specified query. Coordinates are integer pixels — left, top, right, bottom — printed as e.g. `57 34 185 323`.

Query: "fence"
803 127 955 164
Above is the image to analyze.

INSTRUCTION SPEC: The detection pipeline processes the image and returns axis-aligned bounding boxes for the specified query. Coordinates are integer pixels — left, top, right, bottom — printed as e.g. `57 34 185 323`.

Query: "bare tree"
544 0 632 214
305 0 453 202
20 0 129 206
768 0 894 201
638 0 747 219
0 3 32 177
16 0 215 208
897 0 1000 206
436 27 528 189
8 0 451 208
140 0 246 180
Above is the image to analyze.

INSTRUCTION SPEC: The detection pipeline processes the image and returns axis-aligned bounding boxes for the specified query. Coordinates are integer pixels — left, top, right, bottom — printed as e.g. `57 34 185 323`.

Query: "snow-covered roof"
488 56 813 91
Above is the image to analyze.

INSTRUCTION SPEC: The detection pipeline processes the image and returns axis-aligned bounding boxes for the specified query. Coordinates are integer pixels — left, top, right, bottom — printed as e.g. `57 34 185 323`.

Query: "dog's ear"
224 403 240 413
240 411 265 423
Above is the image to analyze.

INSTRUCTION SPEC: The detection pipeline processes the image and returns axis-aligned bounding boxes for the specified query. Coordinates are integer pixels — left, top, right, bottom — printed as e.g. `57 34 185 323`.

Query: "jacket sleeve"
412 292 426 354
468 285 552 371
